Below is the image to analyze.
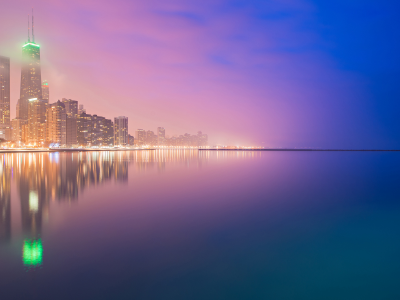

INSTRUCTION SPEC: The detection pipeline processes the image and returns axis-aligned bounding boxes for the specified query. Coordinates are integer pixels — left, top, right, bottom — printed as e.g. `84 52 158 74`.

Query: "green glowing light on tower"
23 43 40 48
23 239 43 266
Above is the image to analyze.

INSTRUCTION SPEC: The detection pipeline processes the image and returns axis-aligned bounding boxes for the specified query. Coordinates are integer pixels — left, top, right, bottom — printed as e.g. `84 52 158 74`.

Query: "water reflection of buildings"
0 149 255 239
0 151 133 268
11 152 132 209
0 150 259 266
0 150 211 243
0 156 11 243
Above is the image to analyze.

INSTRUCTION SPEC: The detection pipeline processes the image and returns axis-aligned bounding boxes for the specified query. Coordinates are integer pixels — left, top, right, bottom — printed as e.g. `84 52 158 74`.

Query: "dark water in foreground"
0 150 399 300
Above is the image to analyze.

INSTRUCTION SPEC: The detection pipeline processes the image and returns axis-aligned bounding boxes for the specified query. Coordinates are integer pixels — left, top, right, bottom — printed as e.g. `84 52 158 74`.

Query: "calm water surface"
0 150 399 300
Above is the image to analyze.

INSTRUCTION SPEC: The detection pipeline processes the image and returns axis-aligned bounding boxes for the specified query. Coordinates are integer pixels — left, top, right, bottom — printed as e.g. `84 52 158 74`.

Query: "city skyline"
1 9 216 146
0 16 209 148
0 1 400 148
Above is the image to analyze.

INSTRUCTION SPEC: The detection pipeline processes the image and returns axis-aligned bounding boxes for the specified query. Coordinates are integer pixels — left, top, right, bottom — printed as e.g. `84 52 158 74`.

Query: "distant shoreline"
1 148 400 154
200 149 400 151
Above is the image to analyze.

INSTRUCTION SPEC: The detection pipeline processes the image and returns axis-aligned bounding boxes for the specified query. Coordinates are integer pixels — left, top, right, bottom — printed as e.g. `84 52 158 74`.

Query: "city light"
22 43 40 48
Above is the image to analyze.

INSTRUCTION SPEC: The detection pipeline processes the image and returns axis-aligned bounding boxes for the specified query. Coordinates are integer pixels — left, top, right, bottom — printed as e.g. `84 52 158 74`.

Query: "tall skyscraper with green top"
17 14 42 121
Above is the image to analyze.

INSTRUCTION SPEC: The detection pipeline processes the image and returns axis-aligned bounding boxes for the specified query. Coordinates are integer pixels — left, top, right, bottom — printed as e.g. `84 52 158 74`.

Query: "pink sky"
0 0 372 147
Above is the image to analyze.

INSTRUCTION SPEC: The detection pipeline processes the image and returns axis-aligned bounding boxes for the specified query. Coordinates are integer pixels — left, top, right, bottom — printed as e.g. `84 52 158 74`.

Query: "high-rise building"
61 99 78 147
102 118 114 146
145 130 156 145
128 134 134 146
0 126 7 140
0 154 11 243
77 112 92 146
11 118 27 142
195 131 208 146
92 114 105 146
90 115 115 146
76 113 113 147
157 127 165 146
0 56 10 132
18 17 42 121
114 116 128 146
62 98 78 117
46 100 66 145
78 104 86 115
21 122 29 143
135 129 146 146
66 116 77 147
42 80 49 103
28 98 46 145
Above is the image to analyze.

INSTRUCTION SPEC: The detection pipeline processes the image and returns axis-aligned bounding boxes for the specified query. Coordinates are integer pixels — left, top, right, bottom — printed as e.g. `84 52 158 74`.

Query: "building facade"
11 118 27 143
62 99 78 117
42 80 49 103
28 98 47 145
128 134 134 146
66 117 77 147
135 129 146 146
145 130 157 145
102 119 114 146
157 127 165 146
77 112 92 146
78 104 85 115
0 56 10 139
114 116 128 146
61 99 78 147
92 114 105 146
19 37 42 121
46 100 66 145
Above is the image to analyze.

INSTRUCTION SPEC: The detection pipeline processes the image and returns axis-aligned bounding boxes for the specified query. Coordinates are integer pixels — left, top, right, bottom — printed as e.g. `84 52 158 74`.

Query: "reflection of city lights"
29 191 39 212
49 152 59 163
23 239 43 266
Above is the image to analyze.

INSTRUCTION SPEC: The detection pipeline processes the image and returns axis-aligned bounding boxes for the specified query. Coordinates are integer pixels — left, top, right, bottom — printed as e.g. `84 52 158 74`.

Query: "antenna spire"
28 14 30 42
32 8 34 43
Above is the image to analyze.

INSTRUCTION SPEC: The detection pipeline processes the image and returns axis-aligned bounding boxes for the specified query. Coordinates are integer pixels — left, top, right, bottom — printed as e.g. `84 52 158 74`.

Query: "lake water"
0 150 399 300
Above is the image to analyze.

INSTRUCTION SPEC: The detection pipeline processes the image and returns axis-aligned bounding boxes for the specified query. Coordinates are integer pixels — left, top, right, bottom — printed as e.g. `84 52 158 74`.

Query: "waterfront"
0 150 400 299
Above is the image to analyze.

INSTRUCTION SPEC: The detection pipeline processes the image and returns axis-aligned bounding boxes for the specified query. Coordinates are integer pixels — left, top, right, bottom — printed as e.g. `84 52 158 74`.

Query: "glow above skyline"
22 43 40 48
0 0 399 148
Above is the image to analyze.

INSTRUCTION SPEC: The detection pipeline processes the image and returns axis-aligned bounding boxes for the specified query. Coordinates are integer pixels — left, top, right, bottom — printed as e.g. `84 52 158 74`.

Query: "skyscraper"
145 130 156 145
197 131 208 146
28 98 46 145
128 134 134 146
135 129 146 146
0 56 10 131
62 99 78 147
157 127 165 146
62 99 78 117
18 15 42 121
46 100 66 145
11 118 27 142
92 114 105 146
114 116 128 146
77 112 93 146
42 80 49 103
78 104 86 115
102 119 114 146
66 116 77 147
